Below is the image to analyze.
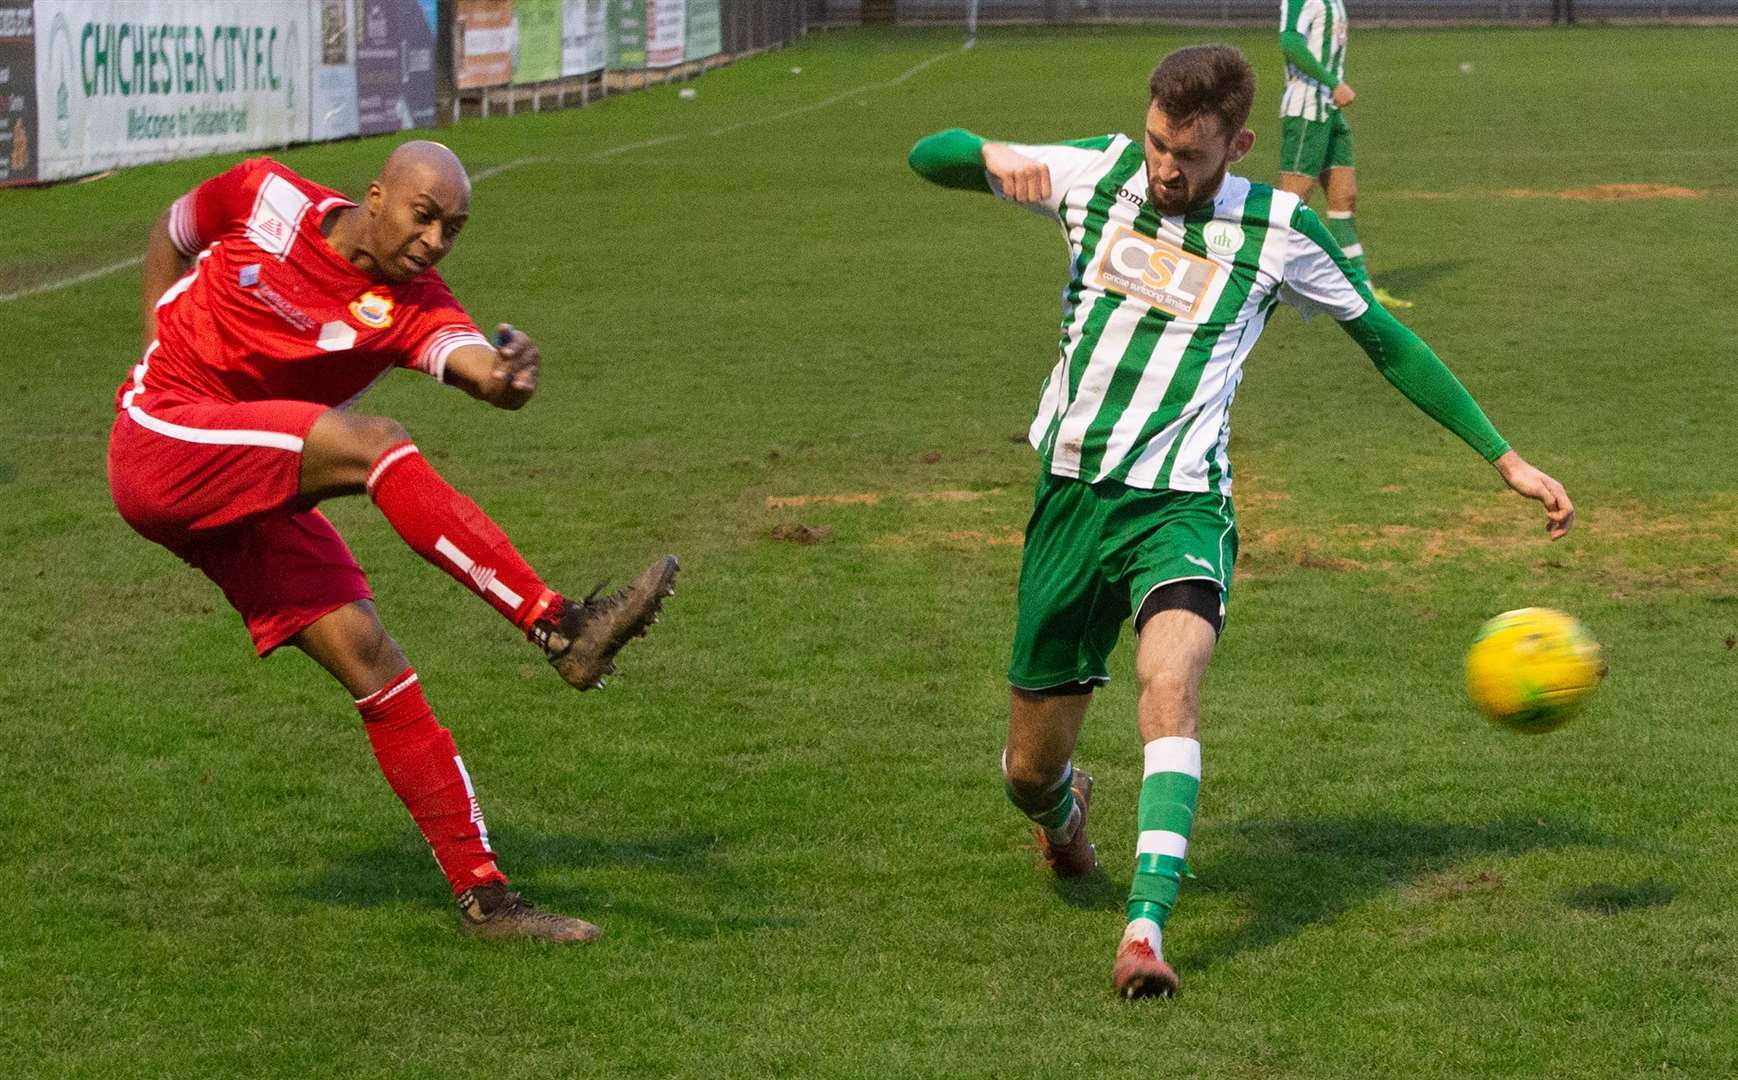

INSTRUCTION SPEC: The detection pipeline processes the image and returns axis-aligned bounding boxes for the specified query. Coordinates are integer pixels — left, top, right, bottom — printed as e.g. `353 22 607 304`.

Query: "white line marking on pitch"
0 155 545 305
707 48 958 137
469 155 550 182
0 47 962 305
586 133 686 160
0 255 146 304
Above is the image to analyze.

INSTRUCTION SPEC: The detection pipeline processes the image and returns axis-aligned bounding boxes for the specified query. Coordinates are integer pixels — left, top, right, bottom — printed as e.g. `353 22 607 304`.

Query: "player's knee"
310 411 412 480
351 415 411 461
1137 667 1196 709
347 617 408 684
358 620 403 669
1002 748 1064 796
1135 648 1209 711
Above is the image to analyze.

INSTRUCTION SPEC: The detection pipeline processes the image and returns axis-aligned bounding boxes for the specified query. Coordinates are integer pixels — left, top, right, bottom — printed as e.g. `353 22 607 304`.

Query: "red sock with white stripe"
357 668 508 895
366 441 559 633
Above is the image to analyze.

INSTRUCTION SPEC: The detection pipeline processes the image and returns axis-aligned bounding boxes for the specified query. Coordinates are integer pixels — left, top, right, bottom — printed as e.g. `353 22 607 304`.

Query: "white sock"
1122 917 1163 954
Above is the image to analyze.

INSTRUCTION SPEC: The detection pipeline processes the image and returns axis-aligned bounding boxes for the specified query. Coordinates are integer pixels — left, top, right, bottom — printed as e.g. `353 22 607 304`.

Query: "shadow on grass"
293 826 803 938
1368 259 1464 295
1179 814 1608 971
1563 881 1677 915
1052 867 1124 912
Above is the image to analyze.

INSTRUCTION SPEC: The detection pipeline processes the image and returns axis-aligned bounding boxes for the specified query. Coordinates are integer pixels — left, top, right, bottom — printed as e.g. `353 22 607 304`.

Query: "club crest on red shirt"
349 289 395 329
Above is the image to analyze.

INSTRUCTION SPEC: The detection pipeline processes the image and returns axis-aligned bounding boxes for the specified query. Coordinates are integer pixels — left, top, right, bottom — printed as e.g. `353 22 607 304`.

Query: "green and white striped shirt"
995 134 1368 495
1280 0 1348 121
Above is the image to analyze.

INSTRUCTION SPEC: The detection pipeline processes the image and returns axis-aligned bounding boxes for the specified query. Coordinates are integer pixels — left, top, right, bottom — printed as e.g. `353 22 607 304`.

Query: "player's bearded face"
1143 105 1253 216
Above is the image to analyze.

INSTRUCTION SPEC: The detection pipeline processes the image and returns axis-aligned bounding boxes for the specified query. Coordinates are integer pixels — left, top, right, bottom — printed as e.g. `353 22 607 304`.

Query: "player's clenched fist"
983 142 1052 204
1331 82 1355 108
493 323 541 400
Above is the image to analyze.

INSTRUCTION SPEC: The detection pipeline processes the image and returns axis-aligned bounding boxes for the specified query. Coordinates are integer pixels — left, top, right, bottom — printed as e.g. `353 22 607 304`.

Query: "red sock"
366 441 560 632
357 668 508 895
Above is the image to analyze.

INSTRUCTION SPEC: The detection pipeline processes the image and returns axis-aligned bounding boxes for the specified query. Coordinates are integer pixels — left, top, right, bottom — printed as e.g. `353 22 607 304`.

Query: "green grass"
4 24 1738 1077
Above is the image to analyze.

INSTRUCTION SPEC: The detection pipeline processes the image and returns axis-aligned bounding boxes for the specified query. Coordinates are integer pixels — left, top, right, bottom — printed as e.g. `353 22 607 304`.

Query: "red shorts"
108 394 372 656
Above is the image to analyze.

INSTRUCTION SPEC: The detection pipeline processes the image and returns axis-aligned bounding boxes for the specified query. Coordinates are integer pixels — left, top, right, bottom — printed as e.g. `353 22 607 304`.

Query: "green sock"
1126 737 1200 927
1003 755 1076 831
1326 211 1370 286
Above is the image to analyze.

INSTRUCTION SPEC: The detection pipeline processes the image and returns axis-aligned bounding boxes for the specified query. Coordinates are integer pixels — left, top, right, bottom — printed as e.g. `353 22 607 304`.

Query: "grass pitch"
4 24 1737 1078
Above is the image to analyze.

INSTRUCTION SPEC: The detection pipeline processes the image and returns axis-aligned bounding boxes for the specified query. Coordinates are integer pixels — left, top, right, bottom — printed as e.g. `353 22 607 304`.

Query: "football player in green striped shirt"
1277 0 1410 308
908 45 1573 1000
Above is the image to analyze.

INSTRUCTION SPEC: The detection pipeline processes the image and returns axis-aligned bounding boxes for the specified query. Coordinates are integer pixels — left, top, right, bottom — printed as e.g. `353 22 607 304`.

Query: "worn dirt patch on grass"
1407 870 1506 903
769 523 834 545
1238 497 1738 595
864 487 1738 597
765 489 1003 509
1541 183 1705 201
766 493 881 509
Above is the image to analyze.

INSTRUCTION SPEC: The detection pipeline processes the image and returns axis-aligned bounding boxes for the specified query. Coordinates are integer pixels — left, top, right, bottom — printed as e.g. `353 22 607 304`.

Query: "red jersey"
117 157 489 411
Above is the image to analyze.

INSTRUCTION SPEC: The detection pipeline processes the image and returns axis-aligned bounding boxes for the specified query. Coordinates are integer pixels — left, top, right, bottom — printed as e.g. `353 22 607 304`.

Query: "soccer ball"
1464 607 1605 734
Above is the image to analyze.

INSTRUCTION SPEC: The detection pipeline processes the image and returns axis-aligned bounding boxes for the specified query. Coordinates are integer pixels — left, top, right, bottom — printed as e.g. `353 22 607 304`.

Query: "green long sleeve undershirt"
1278 30 1339 88
1340 302 1510 462
908 128 992 192
906 127 1509 463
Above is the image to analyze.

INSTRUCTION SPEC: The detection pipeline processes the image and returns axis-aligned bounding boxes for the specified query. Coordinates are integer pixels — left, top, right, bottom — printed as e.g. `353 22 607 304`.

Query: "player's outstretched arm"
443 323 540 410
1338 305 1574 539
1280 203 1572 539
140 207 192 347
909 129 1051 202
908 128 995 193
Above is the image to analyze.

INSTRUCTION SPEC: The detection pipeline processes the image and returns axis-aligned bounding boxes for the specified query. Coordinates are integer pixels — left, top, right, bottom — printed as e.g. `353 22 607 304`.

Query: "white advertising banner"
644 0 684 69
560 0 605 77
34 0 313 181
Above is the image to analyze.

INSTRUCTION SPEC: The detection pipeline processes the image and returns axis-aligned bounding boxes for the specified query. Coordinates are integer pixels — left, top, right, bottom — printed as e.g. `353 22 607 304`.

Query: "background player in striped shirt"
1277 0 1410 308
109 141 677 942
909 45 1572 999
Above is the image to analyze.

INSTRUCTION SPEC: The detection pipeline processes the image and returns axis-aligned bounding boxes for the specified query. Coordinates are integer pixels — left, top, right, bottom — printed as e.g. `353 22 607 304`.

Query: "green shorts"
1279 110 1355 177
1008 471 1237 691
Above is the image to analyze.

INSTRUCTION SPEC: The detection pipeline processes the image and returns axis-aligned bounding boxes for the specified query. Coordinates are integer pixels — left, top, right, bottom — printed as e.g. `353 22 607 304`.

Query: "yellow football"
1465 607 1606 734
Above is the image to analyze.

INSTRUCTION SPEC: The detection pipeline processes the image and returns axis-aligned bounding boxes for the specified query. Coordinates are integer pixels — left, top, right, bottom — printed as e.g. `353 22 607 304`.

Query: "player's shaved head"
378 140 471 205
357 140 473 282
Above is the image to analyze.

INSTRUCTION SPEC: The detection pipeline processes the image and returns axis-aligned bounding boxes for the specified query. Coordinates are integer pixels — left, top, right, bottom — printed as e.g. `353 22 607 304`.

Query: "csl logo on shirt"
238 264 261 288
1094 226 1220 320
349 289 395 330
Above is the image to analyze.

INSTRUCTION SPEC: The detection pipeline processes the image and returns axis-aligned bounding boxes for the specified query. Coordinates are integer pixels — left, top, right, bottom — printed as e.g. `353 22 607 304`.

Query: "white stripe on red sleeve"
168 193 202 255
414 328 491 383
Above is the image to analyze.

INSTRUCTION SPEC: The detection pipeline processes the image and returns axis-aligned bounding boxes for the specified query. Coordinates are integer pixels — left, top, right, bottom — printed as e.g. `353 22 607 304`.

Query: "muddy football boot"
529 555 679 690
1112 928 1179 1000
1036 771 1097 878
456 882 602 943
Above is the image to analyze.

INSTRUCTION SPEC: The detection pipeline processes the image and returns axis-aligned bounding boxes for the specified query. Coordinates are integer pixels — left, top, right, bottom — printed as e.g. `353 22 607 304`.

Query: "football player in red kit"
107 140 677 942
